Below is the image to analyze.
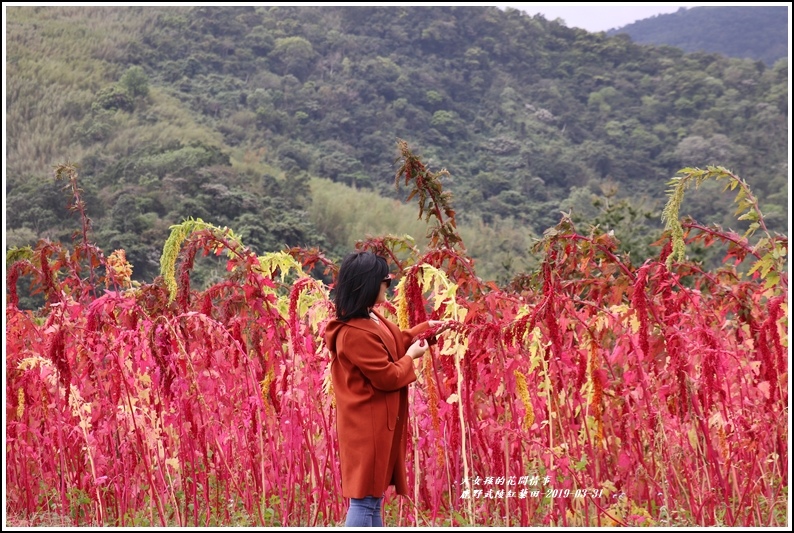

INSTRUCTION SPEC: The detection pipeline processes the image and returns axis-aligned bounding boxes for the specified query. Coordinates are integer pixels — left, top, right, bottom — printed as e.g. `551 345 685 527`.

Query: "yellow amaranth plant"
584 335 604 448
106 249 133 288
513 370 534 431
260 367 276 414
395 276 410 330
160 218 243 303
321 361 336 409
709 411 730 460
17 388 25 419
326 380 335 409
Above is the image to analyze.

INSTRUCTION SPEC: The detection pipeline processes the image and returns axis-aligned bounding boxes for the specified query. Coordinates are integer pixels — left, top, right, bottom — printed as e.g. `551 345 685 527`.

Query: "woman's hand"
406 338 430 360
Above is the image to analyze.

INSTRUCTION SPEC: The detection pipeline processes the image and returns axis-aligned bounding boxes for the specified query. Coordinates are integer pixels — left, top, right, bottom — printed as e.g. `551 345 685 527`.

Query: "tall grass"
6 6 157 176
309 177 538 280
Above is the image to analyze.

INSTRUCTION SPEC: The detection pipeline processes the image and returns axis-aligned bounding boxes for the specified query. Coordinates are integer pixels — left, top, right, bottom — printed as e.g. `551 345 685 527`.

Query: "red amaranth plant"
5 151 787 527
631 263 651 360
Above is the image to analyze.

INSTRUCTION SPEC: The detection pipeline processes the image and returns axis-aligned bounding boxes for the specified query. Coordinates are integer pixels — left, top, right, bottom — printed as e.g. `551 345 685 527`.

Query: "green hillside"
5 6 789 285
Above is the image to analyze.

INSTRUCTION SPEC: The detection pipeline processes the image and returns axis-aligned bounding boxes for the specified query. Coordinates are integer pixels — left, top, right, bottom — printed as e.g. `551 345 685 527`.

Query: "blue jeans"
345 495 383 527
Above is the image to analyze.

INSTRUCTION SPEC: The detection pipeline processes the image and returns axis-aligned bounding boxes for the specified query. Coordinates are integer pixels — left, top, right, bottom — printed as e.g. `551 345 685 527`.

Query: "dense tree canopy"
5 6 789 283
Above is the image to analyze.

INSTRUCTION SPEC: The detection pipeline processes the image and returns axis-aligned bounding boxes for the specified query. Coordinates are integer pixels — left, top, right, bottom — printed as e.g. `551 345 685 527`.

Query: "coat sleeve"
339 327 417 392
400 321 431 348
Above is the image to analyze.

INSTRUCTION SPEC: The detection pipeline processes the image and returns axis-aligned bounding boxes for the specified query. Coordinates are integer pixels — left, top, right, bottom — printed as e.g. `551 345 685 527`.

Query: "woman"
325 251 446 527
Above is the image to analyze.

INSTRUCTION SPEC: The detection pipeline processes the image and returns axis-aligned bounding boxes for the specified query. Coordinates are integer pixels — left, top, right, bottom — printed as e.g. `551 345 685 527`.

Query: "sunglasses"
382 277 392 288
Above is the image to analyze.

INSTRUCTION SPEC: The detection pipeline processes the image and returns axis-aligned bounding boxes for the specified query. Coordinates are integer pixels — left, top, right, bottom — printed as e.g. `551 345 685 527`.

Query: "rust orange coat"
325 310 430 499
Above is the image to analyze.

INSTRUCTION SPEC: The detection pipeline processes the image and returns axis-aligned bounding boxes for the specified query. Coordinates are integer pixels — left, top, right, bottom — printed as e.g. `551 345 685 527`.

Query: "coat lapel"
372 310 400 361
349 312 399 362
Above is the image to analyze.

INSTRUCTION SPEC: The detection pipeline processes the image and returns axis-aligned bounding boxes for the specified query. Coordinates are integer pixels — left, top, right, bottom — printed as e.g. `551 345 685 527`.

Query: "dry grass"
6 511 74 528
5 7 158 177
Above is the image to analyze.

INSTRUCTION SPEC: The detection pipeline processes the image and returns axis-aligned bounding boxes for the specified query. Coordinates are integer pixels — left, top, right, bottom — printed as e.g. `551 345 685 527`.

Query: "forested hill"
608 6 789 67
6 6 789 284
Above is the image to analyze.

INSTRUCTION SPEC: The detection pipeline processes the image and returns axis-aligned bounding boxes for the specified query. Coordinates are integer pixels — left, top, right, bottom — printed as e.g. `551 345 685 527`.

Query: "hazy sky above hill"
495 3 702 33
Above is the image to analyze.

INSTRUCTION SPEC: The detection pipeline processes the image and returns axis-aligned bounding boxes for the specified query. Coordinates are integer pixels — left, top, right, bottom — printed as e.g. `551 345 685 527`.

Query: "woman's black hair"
333 251 389 321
